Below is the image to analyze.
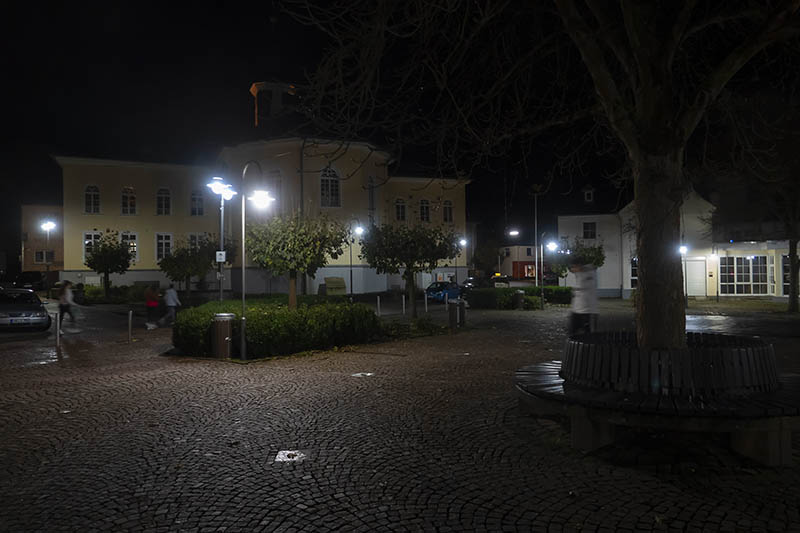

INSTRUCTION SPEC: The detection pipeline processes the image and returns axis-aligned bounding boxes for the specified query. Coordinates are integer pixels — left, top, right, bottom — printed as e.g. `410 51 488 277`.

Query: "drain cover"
275 450 306 463
351 372 374 377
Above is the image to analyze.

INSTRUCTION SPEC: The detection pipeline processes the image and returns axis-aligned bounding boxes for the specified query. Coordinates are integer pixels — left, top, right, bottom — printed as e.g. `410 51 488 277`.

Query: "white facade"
556 214 624 297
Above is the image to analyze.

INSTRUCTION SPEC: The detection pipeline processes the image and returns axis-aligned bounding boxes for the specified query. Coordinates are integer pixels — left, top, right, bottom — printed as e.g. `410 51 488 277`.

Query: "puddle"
275 450 306 463
351 372 374 377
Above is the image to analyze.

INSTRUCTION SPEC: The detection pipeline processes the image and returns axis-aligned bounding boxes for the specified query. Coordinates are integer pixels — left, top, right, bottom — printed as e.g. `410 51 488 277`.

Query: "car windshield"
427 282 448 290
0 292 39 304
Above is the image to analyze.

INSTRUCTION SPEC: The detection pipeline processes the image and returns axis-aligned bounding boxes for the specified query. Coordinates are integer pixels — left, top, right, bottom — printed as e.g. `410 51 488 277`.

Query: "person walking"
568 262 598 337
158 284 181 327
58 280 76 334
144 284 160 330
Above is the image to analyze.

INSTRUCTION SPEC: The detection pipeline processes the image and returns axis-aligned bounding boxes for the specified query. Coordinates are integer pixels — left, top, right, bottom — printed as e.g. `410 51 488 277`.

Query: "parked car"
490 275 510 288
425 281 461 302
460 276 492 290
0 289 52 331
15 271 46 291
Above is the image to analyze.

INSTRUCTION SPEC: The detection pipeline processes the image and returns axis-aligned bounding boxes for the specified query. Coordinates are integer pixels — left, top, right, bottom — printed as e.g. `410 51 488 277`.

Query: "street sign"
216 251 226 263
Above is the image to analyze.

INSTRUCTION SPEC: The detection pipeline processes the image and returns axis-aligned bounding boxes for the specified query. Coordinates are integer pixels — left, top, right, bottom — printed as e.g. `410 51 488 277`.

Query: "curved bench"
515 357 800 466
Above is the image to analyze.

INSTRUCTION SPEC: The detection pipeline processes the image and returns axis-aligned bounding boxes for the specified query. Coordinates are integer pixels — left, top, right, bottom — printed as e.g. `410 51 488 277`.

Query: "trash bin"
513 290 525 309
457 299 466 327
213 313 235 358
448 299 466 330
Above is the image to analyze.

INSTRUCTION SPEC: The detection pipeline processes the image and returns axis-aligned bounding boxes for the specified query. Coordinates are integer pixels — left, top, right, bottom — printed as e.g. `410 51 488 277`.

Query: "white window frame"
187 232 205 251
442 200 453 223
630 257 638 288
190 190 204 216
155 233 173 260
121 186 136 215
320 167 341 208
719 255 767 295
768 255 776 295
156 188 172 215
582 222 597 240
584 190 594 203
85 185 100 214
395 198 406 222
419 199 430 223
82 231 102 263
120 231 139 263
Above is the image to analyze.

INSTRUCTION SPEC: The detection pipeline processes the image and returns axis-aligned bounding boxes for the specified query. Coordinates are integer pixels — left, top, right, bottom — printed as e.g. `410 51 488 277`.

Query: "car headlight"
34 311 48 317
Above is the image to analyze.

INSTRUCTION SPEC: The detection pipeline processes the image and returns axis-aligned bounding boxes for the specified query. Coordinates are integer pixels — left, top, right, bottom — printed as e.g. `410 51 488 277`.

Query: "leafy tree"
84 230 133 298
472 238 503 277
287 1 800 349
246 213 349 309
360 224 460 318
158 235 236 301
549 239 606 279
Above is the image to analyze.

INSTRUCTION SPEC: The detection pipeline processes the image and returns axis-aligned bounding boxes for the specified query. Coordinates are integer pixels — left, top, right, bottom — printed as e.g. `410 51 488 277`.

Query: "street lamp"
458 238 467 284
239 160 274 361
207 177 237 302
546 241 558 252
680 245 688 309
349 224 364 296
40 221 56 290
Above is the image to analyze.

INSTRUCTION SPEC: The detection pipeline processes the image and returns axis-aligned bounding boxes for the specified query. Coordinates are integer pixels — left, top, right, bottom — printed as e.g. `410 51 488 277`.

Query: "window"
526 247 532 256
783 255 792 296
768 255 776 295
156 188 171 215
320 167 341 207
419 199 430 222
395 199 406 222
34 250 54 264
188 233 204 251
83 231 101 262
630 257 638 288
85 185 100 214
720 256 767 295
442 200 453 223
584 190 594 203
190 190 204 216
505 248 510 257
156 233 172 260
121 232 138 262
582 222 597 239
367 176 376 224
121 187 136 215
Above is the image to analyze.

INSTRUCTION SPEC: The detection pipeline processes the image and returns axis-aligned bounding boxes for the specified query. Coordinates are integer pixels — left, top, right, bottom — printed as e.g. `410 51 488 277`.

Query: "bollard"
55 312 61 349
128 310 133 343
458 299 466 327
377 295 381 317
424 293 428 313
445 293 449 306
402 294 406 315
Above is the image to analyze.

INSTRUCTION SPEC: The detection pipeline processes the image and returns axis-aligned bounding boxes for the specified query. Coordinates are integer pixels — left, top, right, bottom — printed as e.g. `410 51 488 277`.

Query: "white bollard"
377 295 381 317
402 294 406 315
445 293 449 306
425 293 428 313
128 310 133 343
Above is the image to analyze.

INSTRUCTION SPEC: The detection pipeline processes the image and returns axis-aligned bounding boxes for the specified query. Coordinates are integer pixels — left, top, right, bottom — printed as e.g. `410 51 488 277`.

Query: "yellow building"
57 140 469 294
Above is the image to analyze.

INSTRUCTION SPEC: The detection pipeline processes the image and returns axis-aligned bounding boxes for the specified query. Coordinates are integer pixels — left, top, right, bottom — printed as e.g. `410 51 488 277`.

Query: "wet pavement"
0 301 799 531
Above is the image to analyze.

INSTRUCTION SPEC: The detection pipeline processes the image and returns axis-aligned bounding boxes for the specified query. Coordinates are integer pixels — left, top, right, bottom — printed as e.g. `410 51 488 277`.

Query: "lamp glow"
248 190 275 209
41 221 56 232
459 238 467 246
508 230 519 237
546 241 558 252
679 245 688 255
354 226 365 236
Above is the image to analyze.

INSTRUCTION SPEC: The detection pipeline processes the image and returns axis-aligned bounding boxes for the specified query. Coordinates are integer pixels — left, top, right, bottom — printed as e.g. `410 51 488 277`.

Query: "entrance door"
683 259 706 296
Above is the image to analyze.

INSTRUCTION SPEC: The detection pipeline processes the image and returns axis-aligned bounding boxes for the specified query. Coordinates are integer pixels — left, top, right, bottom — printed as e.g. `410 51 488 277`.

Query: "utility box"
213 313 235 358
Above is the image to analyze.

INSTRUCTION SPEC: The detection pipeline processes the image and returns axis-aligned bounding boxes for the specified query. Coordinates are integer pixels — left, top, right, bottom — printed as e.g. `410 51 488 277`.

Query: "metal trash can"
448 299 466 330
457 299 466 327
213 313 235 358
513 290 525 309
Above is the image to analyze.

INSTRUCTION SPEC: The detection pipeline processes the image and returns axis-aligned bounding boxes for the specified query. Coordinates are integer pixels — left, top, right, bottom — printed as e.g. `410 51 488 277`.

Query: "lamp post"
680 245 689 309
207 177 237 302
544 240 558 309
458 238 467 284
239 160 274 361
507 229 519 277
349 224 364 296
40 221 56 291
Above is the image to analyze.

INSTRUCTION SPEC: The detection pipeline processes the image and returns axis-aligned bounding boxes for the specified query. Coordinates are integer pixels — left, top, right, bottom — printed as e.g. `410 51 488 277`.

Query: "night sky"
1 2 613 277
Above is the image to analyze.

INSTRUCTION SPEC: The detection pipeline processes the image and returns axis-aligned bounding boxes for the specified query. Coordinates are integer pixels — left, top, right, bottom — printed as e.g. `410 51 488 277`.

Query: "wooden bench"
515 361 800 466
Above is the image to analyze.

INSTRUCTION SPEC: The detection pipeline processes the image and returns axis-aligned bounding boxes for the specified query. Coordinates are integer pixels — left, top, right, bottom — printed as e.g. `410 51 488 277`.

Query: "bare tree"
284 0 800 349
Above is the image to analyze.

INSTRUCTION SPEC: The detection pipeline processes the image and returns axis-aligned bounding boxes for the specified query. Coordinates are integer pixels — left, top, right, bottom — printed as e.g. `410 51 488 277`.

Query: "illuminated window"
83 231 101 262
156 188 171 215
190 190 204 216
85 185 100 214
121 232 138 262
156 233 172 260
320 167 341 207
442 200 453 223
419 199 430 222
121 187 136 215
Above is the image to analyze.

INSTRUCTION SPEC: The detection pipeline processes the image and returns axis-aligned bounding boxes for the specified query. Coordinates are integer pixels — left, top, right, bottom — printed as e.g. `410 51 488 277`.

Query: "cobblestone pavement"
1 305 800 532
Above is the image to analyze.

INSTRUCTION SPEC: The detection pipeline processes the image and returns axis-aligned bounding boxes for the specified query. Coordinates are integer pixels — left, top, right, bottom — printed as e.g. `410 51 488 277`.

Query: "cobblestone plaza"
1 305 799 531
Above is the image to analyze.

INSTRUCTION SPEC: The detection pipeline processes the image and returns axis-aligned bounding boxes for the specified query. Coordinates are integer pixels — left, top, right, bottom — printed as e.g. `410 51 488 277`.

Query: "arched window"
320 167 341 207
395 198 406 221
121 187 136 215
190 190 204 216
442 200 453 223
85 185 100 214
419 199 430 222
156 188 171 215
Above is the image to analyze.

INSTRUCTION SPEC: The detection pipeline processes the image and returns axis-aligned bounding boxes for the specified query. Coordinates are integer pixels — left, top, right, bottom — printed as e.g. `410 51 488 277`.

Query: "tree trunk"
633 151 687 350
405 271 417 319
289 270 298 310
185 275 192 303
789 237 799 313
103 272 110 299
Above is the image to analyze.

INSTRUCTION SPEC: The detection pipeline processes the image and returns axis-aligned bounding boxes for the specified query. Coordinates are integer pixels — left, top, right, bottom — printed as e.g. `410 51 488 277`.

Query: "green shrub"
81 284 151 304
540 285 572 304
465 287 537 310
172 299 380 358
522 295 542 309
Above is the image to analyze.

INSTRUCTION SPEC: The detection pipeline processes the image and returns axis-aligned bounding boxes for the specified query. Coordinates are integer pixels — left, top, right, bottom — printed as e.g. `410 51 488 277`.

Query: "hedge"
540 285 572 304
464 287 541 310
172 299 379 358
83 284 149 304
